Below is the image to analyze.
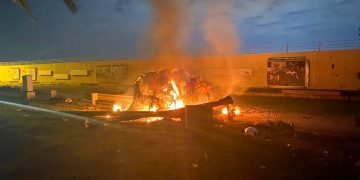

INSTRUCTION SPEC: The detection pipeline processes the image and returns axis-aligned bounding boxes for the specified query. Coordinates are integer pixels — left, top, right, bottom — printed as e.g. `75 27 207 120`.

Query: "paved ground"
0 89 360 179
233 96 360 136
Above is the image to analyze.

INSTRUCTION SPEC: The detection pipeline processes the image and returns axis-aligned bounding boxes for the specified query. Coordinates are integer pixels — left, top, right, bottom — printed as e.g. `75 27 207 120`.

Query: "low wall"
0 49 359 91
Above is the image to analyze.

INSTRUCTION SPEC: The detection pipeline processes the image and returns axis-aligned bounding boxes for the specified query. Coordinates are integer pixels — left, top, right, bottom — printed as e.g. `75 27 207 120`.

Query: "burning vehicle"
89 69 239 124
129 69 216 112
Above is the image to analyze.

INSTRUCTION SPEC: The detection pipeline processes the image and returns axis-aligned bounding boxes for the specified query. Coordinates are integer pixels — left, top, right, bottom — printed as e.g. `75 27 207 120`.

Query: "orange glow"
167 80 185 110
222 107 228 115
171 80 180 96
113 104 129 112
106 115 111 119
150 105 158 112
113 104 122 112
145 117 163 123
233 107 241 115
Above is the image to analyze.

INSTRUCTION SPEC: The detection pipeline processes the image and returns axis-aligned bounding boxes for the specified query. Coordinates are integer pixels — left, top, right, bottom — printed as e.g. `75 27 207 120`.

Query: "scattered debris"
65 98 73 103
192 163 199 168
16 109 22 112
116 149 122 153
103 123 109 127
171 118 182 122
323 150 329 156
22 114 29 117
62 118 69 122
84 119 89 128
50 90 57 98
204 153 209 162
244 127 258 136
50 96 65 104
259 165 266 169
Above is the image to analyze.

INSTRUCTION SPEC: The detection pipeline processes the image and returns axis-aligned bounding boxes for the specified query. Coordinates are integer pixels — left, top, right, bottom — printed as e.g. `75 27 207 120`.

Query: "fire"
150 105 158 112
233 107 241 115
134 69 214 112
113 105 122 112
220 106 240 116
168 80 185 110
113 104 128 112
222 107 228 115
145 117 163 123
171 80 180 96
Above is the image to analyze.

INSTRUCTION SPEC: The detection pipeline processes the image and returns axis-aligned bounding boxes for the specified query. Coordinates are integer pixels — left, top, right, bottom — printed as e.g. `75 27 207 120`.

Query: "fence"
1 39 360 66
239 39 360 54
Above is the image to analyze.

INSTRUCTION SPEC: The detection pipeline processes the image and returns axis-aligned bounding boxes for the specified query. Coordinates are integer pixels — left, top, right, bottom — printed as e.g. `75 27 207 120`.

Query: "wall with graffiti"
267 57 309 87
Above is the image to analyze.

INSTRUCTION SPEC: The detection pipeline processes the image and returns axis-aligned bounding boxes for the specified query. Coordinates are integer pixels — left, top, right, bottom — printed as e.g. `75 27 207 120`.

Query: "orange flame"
113 104 129 112
150 105 159 112
233 107 241 115
221 107 228 115
168 80 185 110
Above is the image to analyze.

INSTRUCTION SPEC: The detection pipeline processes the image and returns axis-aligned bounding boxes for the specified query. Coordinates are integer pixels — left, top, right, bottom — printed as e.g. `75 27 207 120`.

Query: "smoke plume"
148 0 241 96
203 0 239 55
202 0 241 95
148 0 184 62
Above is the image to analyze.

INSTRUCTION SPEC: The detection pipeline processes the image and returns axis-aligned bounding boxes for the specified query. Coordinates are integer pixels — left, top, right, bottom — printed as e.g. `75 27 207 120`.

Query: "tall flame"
168 80 185 110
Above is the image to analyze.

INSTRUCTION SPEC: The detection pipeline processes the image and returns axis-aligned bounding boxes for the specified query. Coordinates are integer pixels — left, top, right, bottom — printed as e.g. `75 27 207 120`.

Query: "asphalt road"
0 101 359 179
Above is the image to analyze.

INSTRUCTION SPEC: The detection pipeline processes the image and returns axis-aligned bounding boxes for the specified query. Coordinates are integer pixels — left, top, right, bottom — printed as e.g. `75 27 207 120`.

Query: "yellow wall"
1 49 359 91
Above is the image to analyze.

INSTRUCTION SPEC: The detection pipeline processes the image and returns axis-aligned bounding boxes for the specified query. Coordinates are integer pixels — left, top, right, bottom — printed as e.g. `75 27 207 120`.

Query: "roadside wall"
0 49 359 91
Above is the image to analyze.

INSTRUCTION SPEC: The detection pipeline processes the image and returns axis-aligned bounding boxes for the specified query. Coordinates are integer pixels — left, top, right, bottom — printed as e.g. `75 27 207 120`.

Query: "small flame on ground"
113 104 129 112
130 117 163 123
113 105 122 112
146 117 163 123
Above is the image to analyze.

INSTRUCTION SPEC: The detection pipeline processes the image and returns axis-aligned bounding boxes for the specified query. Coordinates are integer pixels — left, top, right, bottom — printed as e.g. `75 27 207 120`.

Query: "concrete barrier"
91 93 133 107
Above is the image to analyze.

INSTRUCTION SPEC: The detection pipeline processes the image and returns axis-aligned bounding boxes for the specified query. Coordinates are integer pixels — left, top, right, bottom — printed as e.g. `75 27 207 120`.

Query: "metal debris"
323 150 329 156
192 163 199 168
84 119 89 128
244 127 258 136
204 153 208 162
65 98 73 103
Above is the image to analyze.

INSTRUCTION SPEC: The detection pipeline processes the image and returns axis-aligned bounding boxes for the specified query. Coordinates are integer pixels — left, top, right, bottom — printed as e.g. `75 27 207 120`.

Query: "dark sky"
0 0 359 60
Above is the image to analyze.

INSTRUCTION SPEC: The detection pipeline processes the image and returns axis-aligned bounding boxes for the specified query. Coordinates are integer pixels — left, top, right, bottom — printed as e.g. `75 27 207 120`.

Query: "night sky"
0 0 359 60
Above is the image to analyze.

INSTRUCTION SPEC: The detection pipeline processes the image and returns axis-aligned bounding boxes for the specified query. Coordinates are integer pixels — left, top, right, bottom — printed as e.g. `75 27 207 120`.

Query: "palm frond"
64 0 78 14
12 0 34 20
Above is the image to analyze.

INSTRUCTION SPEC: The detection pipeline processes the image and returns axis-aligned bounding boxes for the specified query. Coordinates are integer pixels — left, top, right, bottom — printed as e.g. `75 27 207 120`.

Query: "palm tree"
13 0 78 20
